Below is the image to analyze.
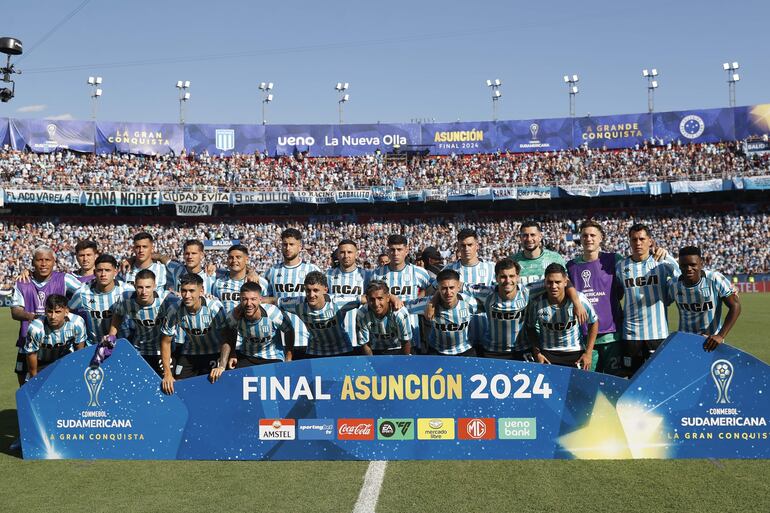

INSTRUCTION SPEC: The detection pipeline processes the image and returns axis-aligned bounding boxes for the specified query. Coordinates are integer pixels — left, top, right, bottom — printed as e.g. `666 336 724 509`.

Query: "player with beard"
327 239 369 346
511 222 566 286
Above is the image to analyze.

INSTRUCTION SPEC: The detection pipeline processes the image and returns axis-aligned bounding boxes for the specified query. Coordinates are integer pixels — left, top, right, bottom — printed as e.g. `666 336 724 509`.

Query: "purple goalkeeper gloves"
90 335 117 368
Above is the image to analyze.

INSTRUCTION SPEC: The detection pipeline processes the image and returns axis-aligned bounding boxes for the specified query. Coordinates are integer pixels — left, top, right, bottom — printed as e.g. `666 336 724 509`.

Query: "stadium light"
642 67 659 114
564 74 579 117
259 82 274 125
486 78 502 121
723 61 740 107
336 82 350 124
176 80 191 124
87 76 103 121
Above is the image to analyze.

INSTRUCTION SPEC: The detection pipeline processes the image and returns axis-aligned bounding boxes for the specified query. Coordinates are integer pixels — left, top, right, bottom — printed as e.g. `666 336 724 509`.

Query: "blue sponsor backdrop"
17 333 769 460
3 103 769 157
0 117 7 147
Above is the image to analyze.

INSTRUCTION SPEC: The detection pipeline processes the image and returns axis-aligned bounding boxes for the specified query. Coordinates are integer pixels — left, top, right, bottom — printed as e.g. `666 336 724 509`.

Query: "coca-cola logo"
337 419 375 440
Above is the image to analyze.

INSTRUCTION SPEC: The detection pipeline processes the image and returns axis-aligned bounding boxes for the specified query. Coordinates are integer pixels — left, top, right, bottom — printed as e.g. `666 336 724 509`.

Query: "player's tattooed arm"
160 335 176 395
210 329 235 383
11 306 37 322
152 253 171 265
284 330 295 362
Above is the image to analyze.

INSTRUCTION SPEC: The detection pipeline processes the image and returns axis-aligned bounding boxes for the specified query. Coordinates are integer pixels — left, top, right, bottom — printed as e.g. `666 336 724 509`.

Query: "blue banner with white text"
497 117 573 152
18 332 768 460
420 121 500 155
572 112 650 149
95 121 184 156
266 123 417 156
10 119 95 153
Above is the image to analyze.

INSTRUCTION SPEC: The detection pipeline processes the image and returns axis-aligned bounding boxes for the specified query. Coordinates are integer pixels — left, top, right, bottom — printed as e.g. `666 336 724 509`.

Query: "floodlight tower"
723 62 740 107
486 79 502 121
335 82 349 124
87 76 103 120
642 68 658 113
563 74 579 117
176 80 191 124
258 82 274 125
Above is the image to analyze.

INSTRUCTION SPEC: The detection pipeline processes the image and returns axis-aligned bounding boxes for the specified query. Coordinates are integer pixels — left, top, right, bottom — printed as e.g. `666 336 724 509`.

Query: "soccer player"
264 228 321 358
668 246 741 352
73 240 99 283
356 280 412 355
209 282 293 383
407 269 479 356
327 239 369 345
566 220 625 374
212 245 268 312
165 239 216 294
511 221 566 286
68 254 130 346
616 224 679 373
10 245 83 385
160 274 228 394
370 234 432 352
119 232 168 289
528 264 598 369
109 269 179 376
278 271 368 357
23 294 87 378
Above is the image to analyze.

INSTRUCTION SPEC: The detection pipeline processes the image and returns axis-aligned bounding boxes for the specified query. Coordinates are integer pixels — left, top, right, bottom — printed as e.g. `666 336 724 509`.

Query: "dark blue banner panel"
266 124 417 156
184 124 266 156
734 104 770 140
573 113 650 149
17 333 769 460
96 121 184 155
9 119 95 153
653 107 735 144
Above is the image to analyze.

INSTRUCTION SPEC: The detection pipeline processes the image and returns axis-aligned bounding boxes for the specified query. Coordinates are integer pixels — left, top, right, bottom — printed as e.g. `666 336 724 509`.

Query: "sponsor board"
337 418 375 440
377 418 415 440
458 418 496 440
297 419 335 440
498 418 537 440
417 418 455 440
258 419 296 440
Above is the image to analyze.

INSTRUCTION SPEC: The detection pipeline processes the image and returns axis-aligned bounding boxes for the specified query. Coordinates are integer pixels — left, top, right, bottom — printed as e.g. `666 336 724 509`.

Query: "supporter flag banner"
175 203 213 216
184 124 266 156
670 179 724 194
291 191 336 204
497 118 573 152
230 191 292 204
558 185 602 197
95 122 184 156
4 188 82 204
334 190 372 203
572 113 649 149
9 119 95 153
82 190 160 207
517 186 551 200
742 176 770 190
421 121 500 155
492 187 517 200
653 107 735 144
160 191 230 204
16 333 769 460
734 104 770 140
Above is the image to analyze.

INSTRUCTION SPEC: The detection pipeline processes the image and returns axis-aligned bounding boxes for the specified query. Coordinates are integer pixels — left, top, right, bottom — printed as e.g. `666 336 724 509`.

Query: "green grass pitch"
1 296 768 513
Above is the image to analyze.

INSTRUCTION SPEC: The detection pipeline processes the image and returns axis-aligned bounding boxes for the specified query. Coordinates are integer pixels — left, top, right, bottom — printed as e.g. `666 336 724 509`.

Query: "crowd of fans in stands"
1 208 768 289
1 142 768 191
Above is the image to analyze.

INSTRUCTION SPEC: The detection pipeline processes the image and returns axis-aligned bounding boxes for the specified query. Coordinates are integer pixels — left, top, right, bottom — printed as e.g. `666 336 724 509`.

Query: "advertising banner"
734 104 770 140
267 124 415 157
653 107 735 144
420 121 499 155
4 188 81 204
160 191 229 204
9 119 95 153
184 124 266 156
16 333 769 460
96 122 184 156
82 190 160 207
572 112 649 149
497 117 572 152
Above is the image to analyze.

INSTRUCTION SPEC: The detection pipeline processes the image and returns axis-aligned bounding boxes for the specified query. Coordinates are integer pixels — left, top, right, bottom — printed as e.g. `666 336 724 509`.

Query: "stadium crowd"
1 142 768 191
2 207 768 290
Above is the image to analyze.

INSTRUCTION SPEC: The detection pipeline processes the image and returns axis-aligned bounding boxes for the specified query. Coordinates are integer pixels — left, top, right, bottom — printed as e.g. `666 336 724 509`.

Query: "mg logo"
215 129 235 151
466 419 487 439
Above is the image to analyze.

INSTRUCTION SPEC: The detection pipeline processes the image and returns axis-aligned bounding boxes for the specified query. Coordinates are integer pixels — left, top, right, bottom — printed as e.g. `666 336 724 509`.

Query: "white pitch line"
352 460 388 513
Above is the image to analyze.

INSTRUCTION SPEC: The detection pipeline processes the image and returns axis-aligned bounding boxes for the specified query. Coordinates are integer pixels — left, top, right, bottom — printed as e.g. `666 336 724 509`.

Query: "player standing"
668 246 741 351
165 239 216 294
511 222 566 286
73 240 99 283
119 232 168 289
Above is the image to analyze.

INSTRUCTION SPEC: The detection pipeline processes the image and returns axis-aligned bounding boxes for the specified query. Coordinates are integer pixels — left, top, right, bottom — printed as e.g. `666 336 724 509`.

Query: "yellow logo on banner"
417 418 455 440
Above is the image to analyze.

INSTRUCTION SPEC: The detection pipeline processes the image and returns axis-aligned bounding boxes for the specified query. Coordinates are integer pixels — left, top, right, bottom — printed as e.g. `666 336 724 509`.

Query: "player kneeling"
356 280 412 355
528 264 598 369
24 295 87 379
210 282 294 383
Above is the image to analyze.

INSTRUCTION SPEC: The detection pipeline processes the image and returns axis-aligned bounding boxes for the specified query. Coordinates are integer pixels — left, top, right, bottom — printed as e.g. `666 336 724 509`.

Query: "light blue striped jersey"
528 292 597 351
407 295 478 355
471 282 544 352
327 266 369 296
279 295 361 356
369 263 432 348
443 260 496 290
355 305 413 351
668 269 734 336
161 297 228 355
119 262 168 290
24 315 87 361
166 261 215 294
111 290 179 355
68 281 131 345
616 254 680 341
212 272 270 313
227 304 292 361
264 261 321 298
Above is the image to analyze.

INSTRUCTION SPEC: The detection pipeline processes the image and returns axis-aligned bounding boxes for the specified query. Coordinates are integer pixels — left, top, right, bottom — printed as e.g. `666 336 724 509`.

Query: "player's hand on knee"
703 334 724 352
209 366 225 383
161 374 175 395
578 352 592 370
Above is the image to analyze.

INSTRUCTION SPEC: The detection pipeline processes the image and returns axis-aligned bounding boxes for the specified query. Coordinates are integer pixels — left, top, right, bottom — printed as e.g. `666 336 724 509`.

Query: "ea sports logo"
679 115 705 140
379 421 395 438
465 418 487 439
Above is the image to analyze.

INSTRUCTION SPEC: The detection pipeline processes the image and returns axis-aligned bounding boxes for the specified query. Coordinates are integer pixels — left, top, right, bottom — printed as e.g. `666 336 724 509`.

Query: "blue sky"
1 0 766 125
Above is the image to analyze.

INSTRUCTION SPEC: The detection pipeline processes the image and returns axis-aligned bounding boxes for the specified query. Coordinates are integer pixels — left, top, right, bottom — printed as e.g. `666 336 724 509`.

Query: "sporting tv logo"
297 419 335 440
258 419 296 440
337 419 375 440
458 418 496 440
